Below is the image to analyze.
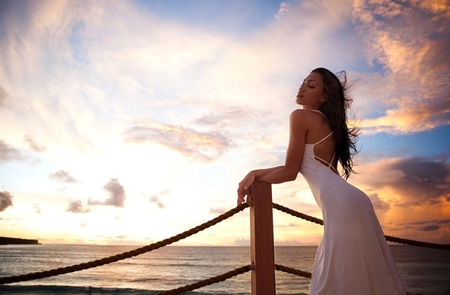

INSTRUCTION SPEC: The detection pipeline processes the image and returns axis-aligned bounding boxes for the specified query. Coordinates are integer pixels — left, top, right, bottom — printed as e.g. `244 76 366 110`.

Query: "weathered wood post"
249 181 276 295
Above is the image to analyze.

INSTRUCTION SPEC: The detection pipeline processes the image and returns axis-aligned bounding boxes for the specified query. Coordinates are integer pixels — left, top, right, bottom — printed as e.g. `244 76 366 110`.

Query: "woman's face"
296 72 326 110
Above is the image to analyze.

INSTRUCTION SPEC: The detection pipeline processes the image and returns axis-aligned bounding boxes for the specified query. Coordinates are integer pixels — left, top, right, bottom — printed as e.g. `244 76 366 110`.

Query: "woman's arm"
237 110 309 203
237 166 284 202
259 110 307 182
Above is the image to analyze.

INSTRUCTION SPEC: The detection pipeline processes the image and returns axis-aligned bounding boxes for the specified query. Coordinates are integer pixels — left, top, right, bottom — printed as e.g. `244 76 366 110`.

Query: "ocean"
0 245 448 295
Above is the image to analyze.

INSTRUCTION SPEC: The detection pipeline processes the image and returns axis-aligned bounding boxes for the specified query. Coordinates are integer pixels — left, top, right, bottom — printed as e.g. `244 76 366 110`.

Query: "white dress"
300 114 406 295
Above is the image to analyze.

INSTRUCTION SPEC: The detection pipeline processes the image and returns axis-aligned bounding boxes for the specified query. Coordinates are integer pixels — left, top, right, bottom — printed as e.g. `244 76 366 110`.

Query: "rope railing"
273 202 323 225
273 202 450 250
0 202 250 285
275 264 312 279
384 235 450 250
155 265 252 295
1 192 448 295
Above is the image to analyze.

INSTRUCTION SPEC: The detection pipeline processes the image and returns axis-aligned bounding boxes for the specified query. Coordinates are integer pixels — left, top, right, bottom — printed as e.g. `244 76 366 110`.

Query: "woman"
237 68 406 295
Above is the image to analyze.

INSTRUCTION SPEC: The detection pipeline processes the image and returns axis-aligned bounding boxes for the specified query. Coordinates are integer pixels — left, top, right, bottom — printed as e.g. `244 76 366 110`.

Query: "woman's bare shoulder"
290 109 319 123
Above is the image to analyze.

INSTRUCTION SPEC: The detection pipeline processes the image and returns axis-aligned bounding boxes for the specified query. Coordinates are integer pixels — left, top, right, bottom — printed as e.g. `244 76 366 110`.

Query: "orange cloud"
349 156 450 243
353 0 450 134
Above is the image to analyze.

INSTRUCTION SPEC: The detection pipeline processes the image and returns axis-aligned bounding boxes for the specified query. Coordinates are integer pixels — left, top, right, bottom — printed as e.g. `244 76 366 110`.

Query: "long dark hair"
312 67 359 179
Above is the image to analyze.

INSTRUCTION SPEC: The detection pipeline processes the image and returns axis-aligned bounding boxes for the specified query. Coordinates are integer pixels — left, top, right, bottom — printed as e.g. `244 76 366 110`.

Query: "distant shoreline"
0 236 40 245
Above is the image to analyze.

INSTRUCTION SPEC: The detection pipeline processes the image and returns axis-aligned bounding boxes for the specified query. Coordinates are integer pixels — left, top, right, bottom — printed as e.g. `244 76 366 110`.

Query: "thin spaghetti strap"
328 154 336 170
310 109 336 173
310 109 332 146
314 153 338 174
310 109 328 120
313 132 333 146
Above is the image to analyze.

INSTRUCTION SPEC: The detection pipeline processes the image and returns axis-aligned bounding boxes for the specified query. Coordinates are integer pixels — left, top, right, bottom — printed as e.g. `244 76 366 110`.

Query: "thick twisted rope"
155 265 251 295
273 202 450 250
384 235 450 250
0 202 251 285
275 264 312 279
273 203 323 225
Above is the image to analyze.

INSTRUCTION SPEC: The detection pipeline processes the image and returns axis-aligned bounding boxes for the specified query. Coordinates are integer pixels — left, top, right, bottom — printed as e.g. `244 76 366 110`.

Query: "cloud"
24 134 46 153
276 223 302 228
123 121 233 161
355 156 450 206
353 0 450 134
0 191 13 212
275 2 289 19
66 200 90 213
0 140 23 162
49 170 79 183
0 0 448 245
234 238 250 246
149 98 284 149
418 0 450 18
192 103 282 133
368 193 390 213
149 195 165 209
88 178 126 207
396 219 450 232
32 203 41 214
149 189 169 209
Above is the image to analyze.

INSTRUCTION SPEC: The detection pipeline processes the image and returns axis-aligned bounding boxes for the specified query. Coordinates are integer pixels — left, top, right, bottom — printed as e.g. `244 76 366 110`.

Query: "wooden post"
249 181 275 295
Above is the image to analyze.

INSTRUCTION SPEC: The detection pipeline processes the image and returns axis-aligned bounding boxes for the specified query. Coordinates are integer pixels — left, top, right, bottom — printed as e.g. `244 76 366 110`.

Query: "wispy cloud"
24 134 46 153
49 170 79 183
275 2 289 19
149 189 170 209
149 196 165 209
0 140 23 163
399 219 450 232
353 0 450 134
123 121 233 161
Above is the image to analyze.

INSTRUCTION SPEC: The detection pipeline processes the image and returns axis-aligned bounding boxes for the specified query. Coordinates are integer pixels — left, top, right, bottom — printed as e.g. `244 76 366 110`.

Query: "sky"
0 0 449 246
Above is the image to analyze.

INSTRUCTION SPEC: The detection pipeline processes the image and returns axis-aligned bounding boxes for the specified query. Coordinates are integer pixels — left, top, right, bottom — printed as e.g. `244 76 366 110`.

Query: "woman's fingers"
237 172 255 205
237 186 246 204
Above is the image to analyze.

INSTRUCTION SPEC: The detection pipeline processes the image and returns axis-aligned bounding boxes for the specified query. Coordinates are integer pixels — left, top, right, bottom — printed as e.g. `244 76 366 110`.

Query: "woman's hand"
237 171 256 205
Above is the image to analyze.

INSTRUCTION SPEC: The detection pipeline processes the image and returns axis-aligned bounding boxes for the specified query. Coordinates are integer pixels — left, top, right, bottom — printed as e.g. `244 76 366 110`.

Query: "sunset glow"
0 0 449 246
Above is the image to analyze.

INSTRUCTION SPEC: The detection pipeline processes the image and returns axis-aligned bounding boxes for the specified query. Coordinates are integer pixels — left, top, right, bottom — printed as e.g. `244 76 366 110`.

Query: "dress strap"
310 110 328 120
314 153 338 174
313 132 333 146
310 109 337 173
309 109 333 146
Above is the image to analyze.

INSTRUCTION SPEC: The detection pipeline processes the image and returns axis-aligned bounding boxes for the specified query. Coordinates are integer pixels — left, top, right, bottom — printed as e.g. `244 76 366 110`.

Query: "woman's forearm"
257 166 298 184
252 166 284 178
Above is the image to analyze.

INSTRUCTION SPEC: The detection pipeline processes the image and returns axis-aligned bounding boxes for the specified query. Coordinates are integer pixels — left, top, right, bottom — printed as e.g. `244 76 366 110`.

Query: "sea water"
0 245 448 295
